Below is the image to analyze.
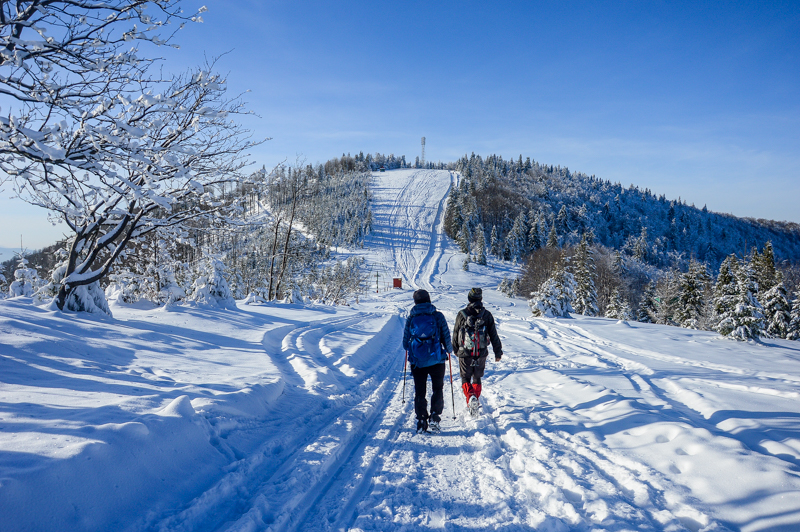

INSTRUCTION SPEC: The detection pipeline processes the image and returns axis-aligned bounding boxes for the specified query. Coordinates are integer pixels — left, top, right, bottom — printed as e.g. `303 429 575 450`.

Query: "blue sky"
2 0 799 250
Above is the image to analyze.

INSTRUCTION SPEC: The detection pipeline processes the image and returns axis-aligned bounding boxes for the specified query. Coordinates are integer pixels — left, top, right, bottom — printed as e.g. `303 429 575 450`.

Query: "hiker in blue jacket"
402 289 453 433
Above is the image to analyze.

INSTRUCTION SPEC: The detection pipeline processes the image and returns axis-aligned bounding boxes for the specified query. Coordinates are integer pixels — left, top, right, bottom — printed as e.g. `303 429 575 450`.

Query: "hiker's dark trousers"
459 355 487 384
411 362 446 423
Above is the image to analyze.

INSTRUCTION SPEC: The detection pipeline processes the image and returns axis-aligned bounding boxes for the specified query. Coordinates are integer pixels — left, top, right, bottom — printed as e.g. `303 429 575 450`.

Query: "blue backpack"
408 313 442 367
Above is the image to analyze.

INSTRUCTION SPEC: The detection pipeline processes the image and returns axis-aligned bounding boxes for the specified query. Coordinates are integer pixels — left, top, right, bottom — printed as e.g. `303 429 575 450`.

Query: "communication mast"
420 137 426 167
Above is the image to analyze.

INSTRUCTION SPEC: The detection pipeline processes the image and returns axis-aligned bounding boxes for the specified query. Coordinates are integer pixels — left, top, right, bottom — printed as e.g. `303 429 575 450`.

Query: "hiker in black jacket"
452 287 502 415
402 289 453 433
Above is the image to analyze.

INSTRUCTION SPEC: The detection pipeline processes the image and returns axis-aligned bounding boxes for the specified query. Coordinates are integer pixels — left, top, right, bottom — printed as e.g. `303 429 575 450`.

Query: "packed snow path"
2 170 800 531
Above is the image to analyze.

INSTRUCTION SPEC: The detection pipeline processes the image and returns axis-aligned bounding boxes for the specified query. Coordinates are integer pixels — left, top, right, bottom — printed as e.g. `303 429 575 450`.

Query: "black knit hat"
413 289 431 305
468 287 483 302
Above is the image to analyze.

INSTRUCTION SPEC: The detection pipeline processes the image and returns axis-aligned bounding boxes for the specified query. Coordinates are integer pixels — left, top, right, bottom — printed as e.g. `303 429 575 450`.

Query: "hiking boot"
416 419 428 433
468 396 480 417
428 420 440 432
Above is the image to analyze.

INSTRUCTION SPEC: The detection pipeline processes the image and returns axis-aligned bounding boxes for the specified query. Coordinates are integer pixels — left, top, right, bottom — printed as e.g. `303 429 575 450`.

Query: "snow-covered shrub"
529 267 575 318
242 292 266 305
8 256 42 297
105 270 145 304
189 255 236 309
63 281 112 316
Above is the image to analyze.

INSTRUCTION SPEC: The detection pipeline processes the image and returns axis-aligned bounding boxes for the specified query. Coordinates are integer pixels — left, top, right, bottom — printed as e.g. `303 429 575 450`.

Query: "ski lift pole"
448 352 456 420
402 350 408 404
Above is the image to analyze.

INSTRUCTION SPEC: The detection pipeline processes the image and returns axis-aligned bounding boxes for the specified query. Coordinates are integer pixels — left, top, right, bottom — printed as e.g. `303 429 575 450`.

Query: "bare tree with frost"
0 1 259 312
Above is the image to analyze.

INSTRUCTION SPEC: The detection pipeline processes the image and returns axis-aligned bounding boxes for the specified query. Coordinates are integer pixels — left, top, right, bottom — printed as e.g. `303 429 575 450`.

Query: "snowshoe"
428 420 441 433
416 419 428 434
468 396 480 417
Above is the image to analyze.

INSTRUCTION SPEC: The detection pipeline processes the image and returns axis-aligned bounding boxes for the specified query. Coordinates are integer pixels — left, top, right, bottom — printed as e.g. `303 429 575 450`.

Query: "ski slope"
2 169 800 531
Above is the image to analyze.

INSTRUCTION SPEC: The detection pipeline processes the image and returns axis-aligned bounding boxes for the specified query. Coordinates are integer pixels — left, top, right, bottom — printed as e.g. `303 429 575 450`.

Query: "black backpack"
459 309 487 357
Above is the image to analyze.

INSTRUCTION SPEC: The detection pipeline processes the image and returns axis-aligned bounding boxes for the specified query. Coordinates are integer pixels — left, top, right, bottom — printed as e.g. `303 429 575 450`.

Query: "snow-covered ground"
2 169 800 531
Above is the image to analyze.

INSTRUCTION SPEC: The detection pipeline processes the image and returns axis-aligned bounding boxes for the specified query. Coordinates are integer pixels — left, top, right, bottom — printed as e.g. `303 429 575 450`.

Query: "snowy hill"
1 169 800 531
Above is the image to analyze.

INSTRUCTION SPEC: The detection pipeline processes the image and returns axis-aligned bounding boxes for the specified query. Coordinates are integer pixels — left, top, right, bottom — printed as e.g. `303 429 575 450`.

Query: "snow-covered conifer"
475 224 487 265
498 275 512 296
462 257 470 271
489 225 500 257
555 205 570 235
572 234 599 316
753 241 779 297
511 277 521 297
634 227 648 261
788 291 800 340
529 261 575 318
605 289 632 320
712 255 738 331
675 260 710 329
638 281 658 323
529 217 542 251
716 257 765 340
547 225 559 248
763 282 792 338
8 256 41 297
459 220 471 254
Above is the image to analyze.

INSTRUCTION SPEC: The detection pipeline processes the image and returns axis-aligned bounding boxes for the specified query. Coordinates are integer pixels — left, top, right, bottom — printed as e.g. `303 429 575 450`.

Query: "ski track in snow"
4 168 800 531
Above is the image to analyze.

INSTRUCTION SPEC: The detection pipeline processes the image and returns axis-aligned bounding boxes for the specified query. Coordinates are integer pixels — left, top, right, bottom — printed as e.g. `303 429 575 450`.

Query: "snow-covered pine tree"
713 255 740 333
753 241 779 297
510 212 528 259
763 281 792 338
633 227 648 262
572 233 599 316
475 224 487 265
716 257 765 340
489 225 500 257
498 275 512 296
459 219 471 254
462 257 470 271
605 288 632 320
547 225 559 248
511 276 521 297
529 260 576 318
789 290 800 340
638 281 658 323
555 205 570 236
529 217 542 251
675 259 710 329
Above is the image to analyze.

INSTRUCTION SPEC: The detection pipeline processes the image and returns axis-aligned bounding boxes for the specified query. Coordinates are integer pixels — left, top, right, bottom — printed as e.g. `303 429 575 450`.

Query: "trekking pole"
402 350 408 404
448 352 456 420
